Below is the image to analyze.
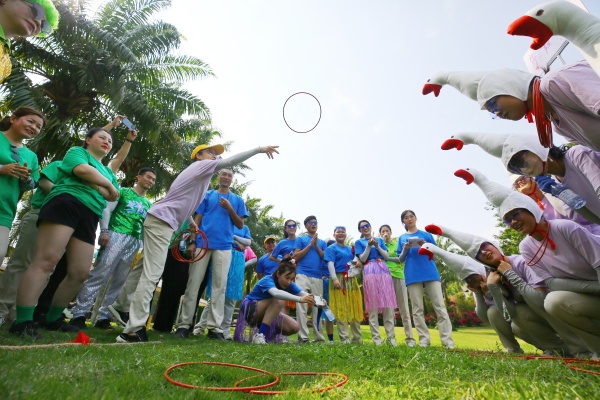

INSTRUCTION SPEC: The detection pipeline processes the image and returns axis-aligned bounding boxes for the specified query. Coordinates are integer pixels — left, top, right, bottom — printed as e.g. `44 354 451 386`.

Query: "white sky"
147 0 598 242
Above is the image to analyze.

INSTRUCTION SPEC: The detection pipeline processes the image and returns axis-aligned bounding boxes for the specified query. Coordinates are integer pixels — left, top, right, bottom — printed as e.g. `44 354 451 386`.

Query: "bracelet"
100 229 109 234
126 139 134 143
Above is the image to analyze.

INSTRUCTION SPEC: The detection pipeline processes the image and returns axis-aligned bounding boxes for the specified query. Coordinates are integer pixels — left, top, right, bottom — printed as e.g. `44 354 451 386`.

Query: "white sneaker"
407 341 416 348
0 315 5 327
341 339 350 345
444 343 455 350
386 338 397 347
252 333 267 344
192 327 205 336
327 340 335 345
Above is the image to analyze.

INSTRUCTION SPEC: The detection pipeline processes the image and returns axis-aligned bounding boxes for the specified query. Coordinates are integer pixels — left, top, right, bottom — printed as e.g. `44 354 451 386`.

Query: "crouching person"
234 256 318 344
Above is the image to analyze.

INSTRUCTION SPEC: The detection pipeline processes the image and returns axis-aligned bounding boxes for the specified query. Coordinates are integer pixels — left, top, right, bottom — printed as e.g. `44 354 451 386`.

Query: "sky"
123 0 599 242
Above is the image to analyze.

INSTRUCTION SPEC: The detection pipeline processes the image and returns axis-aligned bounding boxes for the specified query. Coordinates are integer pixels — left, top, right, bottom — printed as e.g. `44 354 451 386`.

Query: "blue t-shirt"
271 238 296 259
233 225 251 251
294 235 327 278
354 237 388 261
195 190 249 250
256 253 281 275
247 275 302 301
398 230 441 285
324 243 354 274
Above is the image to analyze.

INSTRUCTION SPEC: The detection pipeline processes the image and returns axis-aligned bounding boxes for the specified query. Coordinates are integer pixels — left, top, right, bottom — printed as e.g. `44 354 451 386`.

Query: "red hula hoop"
244 371 349 395
171 229 209 263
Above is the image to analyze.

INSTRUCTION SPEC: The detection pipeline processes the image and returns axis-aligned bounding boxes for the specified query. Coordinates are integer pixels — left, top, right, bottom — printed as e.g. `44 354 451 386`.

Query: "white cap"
420 243 486 280
462 167 544 223
451 132 549 170
426 223 499 259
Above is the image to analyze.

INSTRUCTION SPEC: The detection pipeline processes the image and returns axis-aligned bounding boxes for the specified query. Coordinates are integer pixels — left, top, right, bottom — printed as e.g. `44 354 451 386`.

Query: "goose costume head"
422 69 535 111
424 223 500 260
454 167 544 224
441 132 549 175
418 243 486 280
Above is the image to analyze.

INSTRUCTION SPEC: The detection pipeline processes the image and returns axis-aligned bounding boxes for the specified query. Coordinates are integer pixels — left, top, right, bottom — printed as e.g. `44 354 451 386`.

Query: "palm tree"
1 0 215 194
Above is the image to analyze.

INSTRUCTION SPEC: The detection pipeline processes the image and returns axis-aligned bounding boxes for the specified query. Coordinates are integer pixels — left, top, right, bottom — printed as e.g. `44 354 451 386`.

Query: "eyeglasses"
24 1 51 34
502 209 522 226
359 223 371 230
334 226 346 231
486 97 501 119
306 221 318 226
10 145 20 163
507 152 530 175
513 176 530 189
285 224 297 229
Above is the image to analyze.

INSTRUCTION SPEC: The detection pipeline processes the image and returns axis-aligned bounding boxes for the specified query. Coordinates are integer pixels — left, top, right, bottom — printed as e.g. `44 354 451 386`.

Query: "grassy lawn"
0 323 596 399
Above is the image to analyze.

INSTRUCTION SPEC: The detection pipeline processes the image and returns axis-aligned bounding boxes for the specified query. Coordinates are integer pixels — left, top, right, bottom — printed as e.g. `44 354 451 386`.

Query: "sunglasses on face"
306 221 318 226
503 209 522 226
334 226 346 232
25 1 51 34
10 145 20 164
359 223 371 230
486 97 501 118
285 224 297 229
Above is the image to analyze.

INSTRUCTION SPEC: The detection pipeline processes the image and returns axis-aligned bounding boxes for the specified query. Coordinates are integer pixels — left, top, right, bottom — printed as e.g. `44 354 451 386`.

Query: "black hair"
548 145 569 161
357 219 370 232
271 255 297 287
138 167 156 176
303 215 317 225
0 107 46 131
326 239 335 247
379 224 392 234
283 219 296 239
400 210 416 231
82 127 112 149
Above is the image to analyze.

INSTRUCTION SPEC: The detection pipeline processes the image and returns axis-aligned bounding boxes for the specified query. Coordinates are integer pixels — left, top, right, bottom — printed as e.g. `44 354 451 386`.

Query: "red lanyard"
532 77 554 148
526 221 556 266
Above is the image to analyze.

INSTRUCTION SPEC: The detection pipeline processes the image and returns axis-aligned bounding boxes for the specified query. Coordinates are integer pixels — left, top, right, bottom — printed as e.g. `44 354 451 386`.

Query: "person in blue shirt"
234 256 317 344
324 226 364 344
355 220 397 346
270 219 298 261
175 168 249 340
293 215 327 343
397 210 454 349
257 236 280 278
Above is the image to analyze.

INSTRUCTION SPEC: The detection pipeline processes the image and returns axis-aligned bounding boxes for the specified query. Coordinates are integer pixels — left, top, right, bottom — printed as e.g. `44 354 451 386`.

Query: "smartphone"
121 117 136 131
408 237 421 248
313 295 325 307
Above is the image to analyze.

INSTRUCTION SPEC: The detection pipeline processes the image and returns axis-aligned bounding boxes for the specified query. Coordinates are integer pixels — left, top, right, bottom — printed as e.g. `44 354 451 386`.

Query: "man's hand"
259 145 280 159
98 232 110 247
219 197 234 211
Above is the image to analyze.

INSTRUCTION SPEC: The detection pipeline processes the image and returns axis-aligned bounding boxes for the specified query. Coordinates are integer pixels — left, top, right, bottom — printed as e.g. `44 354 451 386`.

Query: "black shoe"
94 319 114 331
117 310 129 323
174 327 190 339
206 330 225 340
69 316 87 330
9 321 41 340
43 317 80 332
116 327 148 343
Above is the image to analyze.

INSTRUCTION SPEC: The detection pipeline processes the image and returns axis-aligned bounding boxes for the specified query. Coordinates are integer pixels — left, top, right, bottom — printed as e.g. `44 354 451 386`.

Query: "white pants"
123 215 172 333
393 277 415 345
545 291 600 354
195 297 236 337
295 274 325 342
407 280 454 347
177 249 232 333
113 254 143 313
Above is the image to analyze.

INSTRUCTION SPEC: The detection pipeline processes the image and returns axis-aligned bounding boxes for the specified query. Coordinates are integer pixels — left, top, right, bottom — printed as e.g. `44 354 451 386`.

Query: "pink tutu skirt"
362 259 397 312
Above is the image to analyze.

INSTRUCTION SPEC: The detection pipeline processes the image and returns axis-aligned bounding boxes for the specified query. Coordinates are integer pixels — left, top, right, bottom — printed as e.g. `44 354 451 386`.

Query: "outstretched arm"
216 146 279 170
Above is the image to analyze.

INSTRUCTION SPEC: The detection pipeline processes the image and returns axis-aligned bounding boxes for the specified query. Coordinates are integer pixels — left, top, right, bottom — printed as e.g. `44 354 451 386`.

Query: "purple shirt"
507 254 547 289
148 159 219 230
541 61 600 151
560 146 600 222
519 219 600 282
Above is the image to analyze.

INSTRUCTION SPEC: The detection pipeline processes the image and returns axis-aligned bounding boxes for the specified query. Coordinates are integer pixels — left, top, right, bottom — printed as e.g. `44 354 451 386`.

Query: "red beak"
425 224 442 235
454 169 474 185
507 15 554 50
422 83 443 97
441 138 464 151
418 248 434 260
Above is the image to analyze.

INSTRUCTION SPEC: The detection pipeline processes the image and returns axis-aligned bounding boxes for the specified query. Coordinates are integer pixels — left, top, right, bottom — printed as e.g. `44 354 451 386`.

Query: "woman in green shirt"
11 127 120 338
379 224 416 347
0 106 44 266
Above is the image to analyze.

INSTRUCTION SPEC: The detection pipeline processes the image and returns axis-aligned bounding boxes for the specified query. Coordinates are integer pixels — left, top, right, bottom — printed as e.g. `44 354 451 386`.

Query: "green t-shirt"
0 133 40 228
108 187 152 239
44 147 119 217
31 161 62 209
384 238 405 280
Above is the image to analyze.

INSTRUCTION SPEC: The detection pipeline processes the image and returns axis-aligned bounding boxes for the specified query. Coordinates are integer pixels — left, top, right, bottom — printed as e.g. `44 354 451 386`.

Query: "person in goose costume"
422 60 600 151
441 132 600 230
454 167 600 355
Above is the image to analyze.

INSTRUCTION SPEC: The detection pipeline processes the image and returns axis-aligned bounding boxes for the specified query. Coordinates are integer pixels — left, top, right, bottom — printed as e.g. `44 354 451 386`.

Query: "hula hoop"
282 92 322 133
243 371 349 395
164 362 278 391
170 229 209 263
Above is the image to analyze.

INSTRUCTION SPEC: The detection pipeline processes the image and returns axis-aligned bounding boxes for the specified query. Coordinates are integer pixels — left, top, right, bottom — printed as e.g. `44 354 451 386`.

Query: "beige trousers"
407 280 454 347
295 274 325 342
392 277 416 345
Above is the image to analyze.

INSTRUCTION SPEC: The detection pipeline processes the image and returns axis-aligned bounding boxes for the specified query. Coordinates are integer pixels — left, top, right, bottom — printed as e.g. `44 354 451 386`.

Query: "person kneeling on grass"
233 256 320 344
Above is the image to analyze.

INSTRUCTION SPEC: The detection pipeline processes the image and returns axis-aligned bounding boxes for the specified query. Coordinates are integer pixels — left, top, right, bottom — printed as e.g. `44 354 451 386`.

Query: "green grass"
0 324 597 399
